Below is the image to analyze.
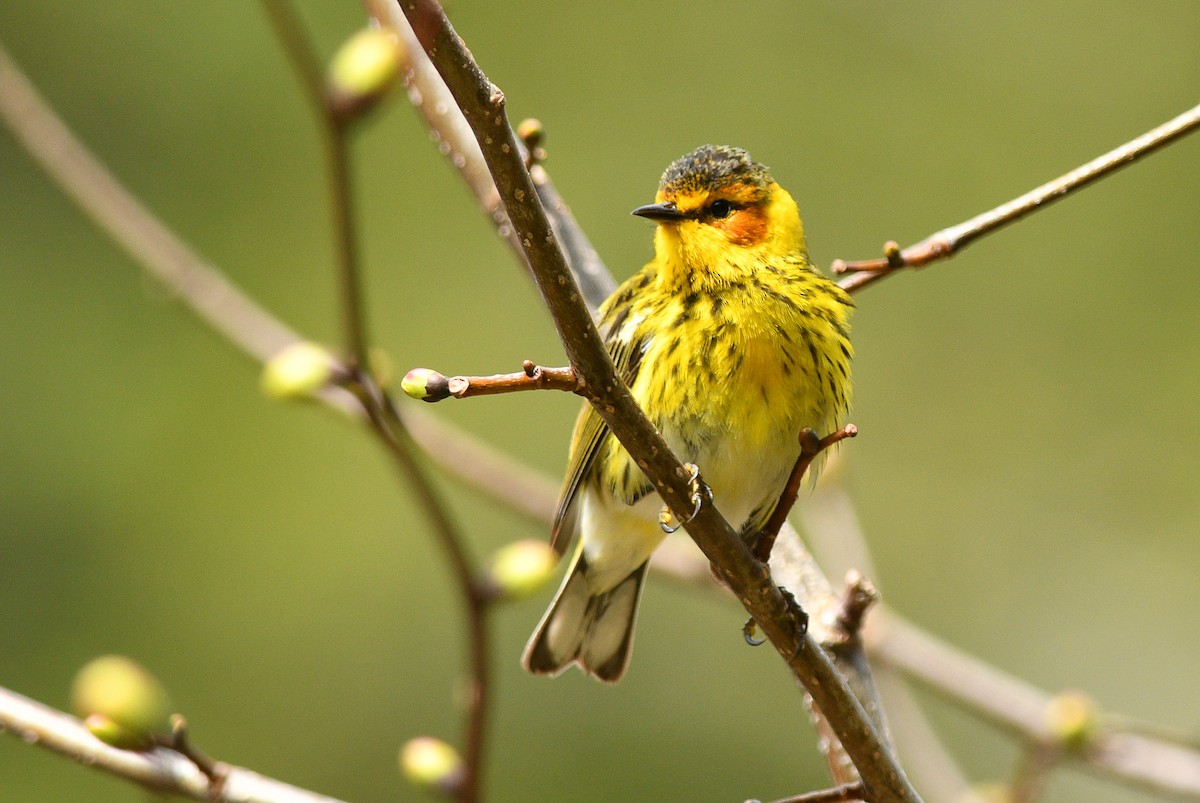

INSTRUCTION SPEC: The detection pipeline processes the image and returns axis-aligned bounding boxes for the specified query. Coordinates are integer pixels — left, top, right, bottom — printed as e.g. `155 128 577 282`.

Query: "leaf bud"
401 368 451 402
261 341 338 400
327 27 405 119
1044 689 1098 750
400 736 464 796
71 655 171 750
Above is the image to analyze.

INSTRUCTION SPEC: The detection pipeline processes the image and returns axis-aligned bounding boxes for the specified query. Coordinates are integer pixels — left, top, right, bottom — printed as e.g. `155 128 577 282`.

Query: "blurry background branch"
0 687 346 803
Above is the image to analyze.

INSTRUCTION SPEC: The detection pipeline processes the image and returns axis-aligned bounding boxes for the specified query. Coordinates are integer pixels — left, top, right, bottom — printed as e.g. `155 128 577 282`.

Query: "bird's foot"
658 463 712 534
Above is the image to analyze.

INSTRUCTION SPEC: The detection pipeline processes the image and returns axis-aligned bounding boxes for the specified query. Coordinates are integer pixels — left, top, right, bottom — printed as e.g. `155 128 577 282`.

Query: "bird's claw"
742 588 808 654
659 463 712 534
743 618 766 646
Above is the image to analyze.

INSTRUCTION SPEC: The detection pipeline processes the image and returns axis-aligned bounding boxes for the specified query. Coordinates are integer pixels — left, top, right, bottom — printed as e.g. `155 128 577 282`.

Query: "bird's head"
633 145 806 284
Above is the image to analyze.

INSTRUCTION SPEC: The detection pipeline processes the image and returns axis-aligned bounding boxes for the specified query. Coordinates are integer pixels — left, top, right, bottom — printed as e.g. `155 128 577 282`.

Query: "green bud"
487 539 559 600
1044 690 1097 750
261 342 337 400
401 368 451 402
400 736 464 795
327 27 405 118
71 655 171 749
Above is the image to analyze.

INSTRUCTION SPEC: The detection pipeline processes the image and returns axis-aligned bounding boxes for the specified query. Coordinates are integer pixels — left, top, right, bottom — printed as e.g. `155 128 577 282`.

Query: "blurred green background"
2 2 1198 801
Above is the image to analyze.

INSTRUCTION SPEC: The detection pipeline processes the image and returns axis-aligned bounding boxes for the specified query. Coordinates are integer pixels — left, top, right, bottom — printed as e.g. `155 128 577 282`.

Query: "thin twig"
257 9 491 799
662 523 1200 800
260 0 370 366
0 687 345 803
397 4 919 801
795 477 971 798
12 14 1200 803
405 362 582 402
358 380 492 803
166 714 229 794
754 425 858 563
835 571 879 643
833 103 1200 294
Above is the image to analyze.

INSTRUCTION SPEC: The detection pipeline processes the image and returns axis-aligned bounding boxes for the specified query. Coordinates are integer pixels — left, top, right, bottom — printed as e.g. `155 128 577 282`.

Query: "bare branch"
395 4 918 800
833 103 1200 294
260 0 370 366
0 686 345 803
403 362 582 403
754 425 858 563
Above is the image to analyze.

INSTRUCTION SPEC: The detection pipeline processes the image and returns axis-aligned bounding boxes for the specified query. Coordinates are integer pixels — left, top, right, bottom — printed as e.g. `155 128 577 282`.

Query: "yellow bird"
523 145 853 682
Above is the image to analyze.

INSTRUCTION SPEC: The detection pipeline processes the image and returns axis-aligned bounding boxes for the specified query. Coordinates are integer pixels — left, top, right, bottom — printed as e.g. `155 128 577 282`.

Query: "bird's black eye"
709 199 734 219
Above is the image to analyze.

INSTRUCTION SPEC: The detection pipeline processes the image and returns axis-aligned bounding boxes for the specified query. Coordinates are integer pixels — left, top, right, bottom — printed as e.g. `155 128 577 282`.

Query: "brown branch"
663 518 1200 800
354 381 492 803
247 12 492 800
396 4 918 801
260 0 370 367
0 686 344 803
794 478 970 797
835 571 880 642
403 362 582 402
833 102 1200 294
754 425 858 563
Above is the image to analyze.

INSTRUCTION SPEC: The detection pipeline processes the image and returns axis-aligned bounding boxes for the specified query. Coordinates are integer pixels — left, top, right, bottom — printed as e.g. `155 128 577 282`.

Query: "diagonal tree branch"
395 3 919 800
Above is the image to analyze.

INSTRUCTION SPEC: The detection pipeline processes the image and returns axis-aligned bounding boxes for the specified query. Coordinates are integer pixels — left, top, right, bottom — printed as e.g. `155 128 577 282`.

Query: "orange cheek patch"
721 208 768 246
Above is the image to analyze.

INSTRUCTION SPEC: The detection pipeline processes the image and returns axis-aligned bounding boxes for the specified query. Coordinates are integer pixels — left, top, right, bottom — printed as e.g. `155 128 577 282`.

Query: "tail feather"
522 555 648 683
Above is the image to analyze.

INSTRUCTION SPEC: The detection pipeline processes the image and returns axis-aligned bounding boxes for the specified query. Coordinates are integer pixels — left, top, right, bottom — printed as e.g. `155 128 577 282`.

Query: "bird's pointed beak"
631 201 687 222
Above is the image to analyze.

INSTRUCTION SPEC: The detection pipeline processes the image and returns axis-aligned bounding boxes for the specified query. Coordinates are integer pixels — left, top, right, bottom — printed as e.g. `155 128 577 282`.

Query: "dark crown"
659 145 772 196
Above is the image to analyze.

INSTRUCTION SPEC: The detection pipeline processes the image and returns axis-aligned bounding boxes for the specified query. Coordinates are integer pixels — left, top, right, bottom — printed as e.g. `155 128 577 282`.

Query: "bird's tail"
522 551 648 683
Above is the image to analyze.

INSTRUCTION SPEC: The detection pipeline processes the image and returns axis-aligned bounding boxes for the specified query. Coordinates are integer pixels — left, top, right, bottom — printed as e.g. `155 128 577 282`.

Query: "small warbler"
523 145 853 682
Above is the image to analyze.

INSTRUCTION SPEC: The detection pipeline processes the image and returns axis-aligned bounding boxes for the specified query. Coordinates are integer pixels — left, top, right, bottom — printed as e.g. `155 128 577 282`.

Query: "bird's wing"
549 307 646 554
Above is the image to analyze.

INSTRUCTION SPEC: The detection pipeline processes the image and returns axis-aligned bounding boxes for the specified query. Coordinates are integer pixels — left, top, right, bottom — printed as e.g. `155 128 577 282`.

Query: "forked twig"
404 362 582 402
833 103 1200 294
753 425 858 563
